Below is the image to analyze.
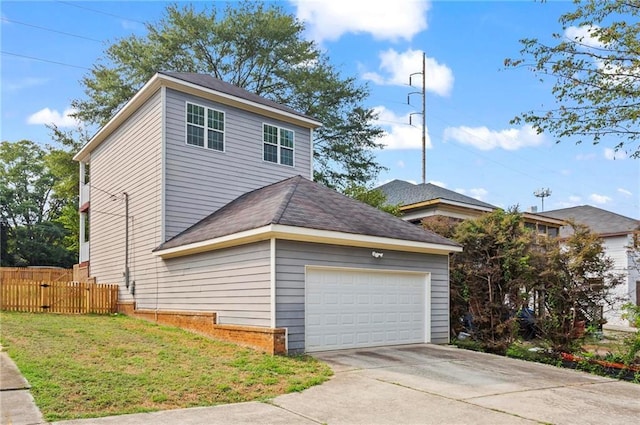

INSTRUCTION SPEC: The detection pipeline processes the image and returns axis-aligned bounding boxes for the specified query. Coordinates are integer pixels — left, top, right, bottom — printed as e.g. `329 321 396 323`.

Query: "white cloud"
396 160 405 168
428 180 446 188
589 193 612 205
617 188 633 197
564 26 637 88
27 107 80 128
455 187 488 201
560 169 571 176
565 25 604 49
373 105 432 150
120 19 144 31
553 196 583 210
294 0 430 43
604 148 627 160
363 49 454 97
442 124 544 151
4 77 49 92
576 153 597 160
567 25 640 87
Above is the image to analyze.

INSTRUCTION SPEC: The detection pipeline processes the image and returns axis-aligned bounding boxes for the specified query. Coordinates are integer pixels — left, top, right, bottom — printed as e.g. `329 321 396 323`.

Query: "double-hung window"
263 124 294 166
186 102 225 151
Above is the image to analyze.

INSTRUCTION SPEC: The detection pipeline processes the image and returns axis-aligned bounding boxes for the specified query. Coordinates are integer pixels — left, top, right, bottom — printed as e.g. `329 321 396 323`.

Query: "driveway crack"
461 378 617 401
376 378 541 424
264 400 325 424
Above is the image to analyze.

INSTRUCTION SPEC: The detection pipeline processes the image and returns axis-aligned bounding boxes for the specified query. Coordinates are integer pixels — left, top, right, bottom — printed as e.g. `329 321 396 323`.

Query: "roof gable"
159 72 315 122
541 205 639 235
74 72 321 162
157 176 460 252
376 179 496 209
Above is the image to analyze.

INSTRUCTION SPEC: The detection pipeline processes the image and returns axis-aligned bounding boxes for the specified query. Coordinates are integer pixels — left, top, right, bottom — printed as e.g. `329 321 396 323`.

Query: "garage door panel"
307 314 322 326
306 268 428 352
341 334 354 344
307 294 321 305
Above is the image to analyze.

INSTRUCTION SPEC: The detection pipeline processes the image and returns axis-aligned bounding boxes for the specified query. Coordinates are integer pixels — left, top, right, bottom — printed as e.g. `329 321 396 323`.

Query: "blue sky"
1 0 638 219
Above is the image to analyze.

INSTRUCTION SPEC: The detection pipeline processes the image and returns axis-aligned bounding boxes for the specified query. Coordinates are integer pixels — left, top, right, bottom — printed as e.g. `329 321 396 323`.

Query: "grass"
0 312 332 421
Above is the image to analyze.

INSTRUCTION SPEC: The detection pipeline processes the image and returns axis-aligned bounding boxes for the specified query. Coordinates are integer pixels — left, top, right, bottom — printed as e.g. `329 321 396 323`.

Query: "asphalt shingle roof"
159 71 317 123
540 205 639 236
157 176 459 251
376 179 497 209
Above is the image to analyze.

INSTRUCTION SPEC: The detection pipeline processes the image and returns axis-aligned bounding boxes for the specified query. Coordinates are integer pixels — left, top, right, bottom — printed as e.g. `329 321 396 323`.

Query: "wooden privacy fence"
0 267 73 282
1 279 119 314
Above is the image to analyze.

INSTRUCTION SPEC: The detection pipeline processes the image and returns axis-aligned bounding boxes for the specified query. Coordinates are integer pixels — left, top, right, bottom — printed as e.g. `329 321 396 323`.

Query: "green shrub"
621 303 640 366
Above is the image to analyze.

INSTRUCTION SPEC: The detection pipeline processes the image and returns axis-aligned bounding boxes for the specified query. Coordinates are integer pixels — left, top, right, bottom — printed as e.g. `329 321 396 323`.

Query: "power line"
87 184 121 199
0 17 103 42
376 119 417 127
1 51 91 70
426 112 638 211
56 1 146 25
90 209 126 218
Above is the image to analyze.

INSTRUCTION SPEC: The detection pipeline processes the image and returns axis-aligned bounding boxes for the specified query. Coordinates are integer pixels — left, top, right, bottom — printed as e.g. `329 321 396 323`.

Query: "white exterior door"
305 267 429 352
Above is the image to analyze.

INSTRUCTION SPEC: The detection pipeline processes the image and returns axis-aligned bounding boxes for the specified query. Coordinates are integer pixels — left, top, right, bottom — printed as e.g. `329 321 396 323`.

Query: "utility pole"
409 51 426 184
534 188 552 212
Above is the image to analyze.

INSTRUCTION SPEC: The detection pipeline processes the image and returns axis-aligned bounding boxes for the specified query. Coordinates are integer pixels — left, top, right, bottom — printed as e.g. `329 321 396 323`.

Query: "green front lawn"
0 312 332 421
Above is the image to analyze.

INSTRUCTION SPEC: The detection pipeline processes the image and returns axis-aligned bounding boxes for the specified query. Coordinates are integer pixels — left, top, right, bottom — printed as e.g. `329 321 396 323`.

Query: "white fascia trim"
74 74 163 162
160 86 167 244
154 226 274 258
270 225 462 254
309 128 314 181
522 212 566 226
437 199 494 212
153 224 462 259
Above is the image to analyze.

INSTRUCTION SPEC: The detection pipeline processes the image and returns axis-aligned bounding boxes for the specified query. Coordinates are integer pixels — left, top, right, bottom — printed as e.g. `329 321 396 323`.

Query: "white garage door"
305 267 429 352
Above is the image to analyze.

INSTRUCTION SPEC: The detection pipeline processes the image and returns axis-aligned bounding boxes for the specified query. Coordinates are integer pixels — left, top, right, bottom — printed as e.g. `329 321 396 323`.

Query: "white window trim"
185 101 226 152
262 122 295 167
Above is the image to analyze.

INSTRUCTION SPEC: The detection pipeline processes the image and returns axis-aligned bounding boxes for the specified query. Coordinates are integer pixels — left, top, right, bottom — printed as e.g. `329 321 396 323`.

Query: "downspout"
270 238 276 328
123 192 131 293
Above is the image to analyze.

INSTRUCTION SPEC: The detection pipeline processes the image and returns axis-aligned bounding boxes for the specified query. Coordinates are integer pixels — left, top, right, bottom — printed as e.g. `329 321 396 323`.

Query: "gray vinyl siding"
275 241 451 353
89 89 163 302
163 89 313 240
146 241 271 326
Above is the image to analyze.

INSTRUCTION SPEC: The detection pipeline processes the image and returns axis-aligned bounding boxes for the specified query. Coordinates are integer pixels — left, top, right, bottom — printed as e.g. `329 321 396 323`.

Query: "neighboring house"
541 205 640 327
73 72 461 354
376 179 564 236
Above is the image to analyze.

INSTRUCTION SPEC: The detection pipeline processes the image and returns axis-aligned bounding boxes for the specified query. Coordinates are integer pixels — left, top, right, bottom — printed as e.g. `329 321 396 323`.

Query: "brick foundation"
117 302 286 354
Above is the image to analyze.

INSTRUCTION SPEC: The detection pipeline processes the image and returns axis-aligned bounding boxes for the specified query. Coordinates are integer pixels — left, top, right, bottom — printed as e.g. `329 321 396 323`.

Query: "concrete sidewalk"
0 350 45 425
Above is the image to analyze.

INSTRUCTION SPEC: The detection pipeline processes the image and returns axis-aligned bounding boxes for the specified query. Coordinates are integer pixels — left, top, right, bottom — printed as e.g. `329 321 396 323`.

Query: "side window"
263 124 294 166
186 102 224 151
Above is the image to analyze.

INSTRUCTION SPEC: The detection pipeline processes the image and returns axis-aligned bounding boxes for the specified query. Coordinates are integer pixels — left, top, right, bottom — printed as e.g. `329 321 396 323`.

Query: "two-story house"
541 205 640 327
74 72 461 354
376 179 565 236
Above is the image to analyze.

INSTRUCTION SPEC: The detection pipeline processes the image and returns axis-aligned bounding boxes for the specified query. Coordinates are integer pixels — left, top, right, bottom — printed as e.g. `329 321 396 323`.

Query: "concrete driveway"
30 344 640 424
298 344 640 425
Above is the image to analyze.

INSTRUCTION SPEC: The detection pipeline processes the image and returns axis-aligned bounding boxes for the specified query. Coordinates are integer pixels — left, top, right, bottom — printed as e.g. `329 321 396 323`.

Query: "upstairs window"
186 102 224 151
263 124 294 166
